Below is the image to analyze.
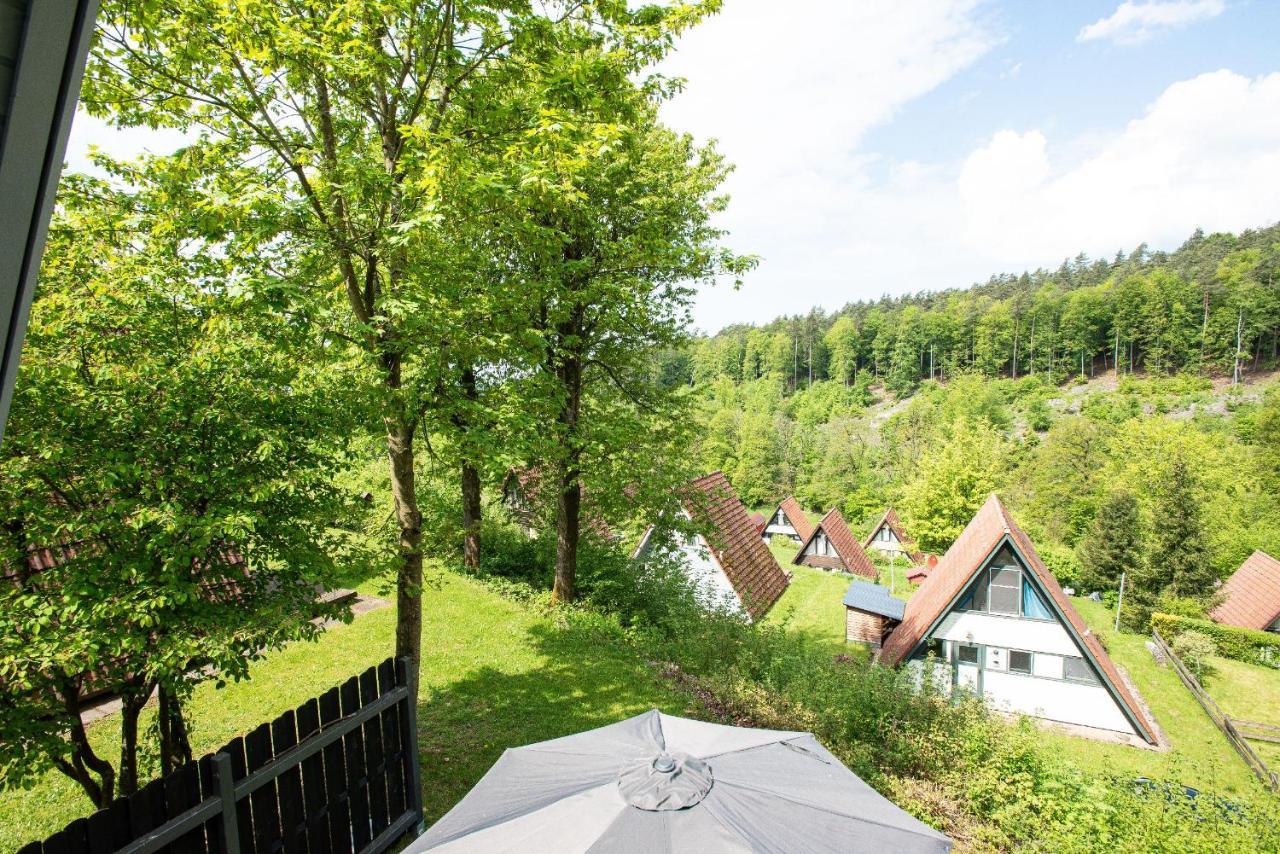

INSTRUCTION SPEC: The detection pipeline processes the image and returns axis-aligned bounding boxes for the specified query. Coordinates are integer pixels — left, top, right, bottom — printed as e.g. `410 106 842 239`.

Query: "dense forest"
671 223 1280 393
678 223 1280 626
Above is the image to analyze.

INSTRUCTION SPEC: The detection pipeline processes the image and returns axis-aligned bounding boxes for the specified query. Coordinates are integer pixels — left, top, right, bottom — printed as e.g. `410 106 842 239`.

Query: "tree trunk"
552 347 583 603
386 416 422 694
158 682 193 775
53 677 116 807
553 467 581 603
117 684 151 797
458 365 481 570
461 462 481 569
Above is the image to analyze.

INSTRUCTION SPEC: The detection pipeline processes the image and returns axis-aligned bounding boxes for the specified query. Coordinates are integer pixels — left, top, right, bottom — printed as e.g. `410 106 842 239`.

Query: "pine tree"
1153 457 1214 599
1077 490 1145 593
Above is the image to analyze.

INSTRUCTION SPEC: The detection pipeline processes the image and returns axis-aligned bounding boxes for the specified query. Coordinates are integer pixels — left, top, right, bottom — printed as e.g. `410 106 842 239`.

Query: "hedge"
1150 612 1280 669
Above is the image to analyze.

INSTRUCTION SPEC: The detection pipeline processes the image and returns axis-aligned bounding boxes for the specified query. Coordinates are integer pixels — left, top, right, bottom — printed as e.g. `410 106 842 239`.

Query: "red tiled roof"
684 472 791 619
863 508 923 563
794 508 878 580
774 496 815 542
879 494 1157 744
1210 550 1280 631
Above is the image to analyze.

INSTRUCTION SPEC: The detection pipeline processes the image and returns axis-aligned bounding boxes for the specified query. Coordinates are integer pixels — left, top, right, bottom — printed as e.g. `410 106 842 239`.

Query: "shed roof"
843 580 905 621
682 472 791 620
1210 550 1280 632
878 494 1157 744
863 508 923 563
773 496 815 541
794 508 878 579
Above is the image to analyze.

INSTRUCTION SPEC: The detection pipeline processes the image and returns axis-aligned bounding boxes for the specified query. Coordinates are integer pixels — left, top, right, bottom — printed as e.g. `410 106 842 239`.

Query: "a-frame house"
793 508 878 579
633 472 791 621
879 495 1157 745
762 496 814 544
863 508 922 563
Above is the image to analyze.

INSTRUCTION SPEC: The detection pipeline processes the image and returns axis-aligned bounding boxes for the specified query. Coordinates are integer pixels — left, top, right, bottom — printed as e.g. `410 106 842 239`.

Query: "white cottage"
863 508 921 563
878 495 1157 745
633 472 791 621
762 496 815 544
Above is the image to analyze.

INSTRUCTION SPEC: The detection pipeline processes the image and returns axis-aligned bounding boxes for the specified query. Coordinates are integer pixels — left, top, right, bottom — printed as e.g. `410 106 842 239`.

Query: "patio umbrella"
406 709 952 853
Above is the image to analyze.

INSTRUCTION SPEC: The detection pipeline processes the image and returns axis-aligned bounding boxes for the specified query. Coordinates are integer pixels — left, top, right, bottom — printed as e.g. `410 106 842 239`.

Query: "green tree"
88 0 719 682
0 177 357 807
900 420 1007 553
1151 457 1215 599
824 316 860 385
1076 490 1145 594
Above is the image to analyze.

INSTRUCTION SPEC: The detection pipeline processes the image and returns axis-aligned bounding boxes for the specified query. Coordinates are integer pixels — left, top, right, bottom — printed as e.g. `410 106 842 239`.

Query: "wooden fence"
17 657 423 854
1151 627 1278 791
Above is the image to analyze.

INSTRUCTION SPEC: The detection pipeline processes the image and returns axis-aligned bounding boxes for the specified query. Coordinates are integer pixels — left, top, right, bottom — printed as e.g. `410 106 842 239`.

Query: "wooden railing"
1151 627 1278 791
17 657 423 854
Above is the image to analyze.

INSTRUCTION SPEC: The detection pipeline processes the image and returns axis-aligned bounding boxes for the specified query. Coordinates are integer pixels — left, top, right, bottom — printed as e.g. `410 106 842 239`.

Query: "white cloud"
658 0 1002 328
957 70 1280 267
1077 1 1225 46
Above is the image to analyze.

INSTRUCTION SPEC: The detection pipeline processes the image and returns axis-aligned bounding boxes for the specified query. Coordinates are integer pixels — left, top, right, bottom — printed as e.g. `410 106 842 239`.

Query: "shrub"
1151 613 1280 669
1037 541 1082 589
1171 630 1217 680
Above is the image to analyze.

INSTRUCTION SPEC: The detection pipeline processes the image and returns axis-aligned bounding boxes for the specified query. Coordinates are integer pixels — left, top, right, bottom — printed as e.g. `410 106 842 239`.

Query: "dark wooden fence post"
213 753 241 854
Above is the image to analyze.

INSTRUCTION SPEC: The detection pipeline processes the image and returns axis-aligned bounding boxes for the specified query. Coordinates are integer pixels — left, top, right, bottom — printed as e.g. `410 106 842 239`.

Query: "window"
1063 656 1099 685
956 644 979 665
988 565 1021 615
1009 650 1033 674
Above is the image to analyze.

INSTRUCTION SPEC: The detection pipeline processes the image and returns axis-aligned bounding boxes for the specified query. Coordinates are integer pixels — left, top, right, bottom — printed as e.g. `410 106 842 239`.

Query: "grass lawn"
1047 597 1267 796
1205 654 1280 771
763 560 851 650
0 570 686 850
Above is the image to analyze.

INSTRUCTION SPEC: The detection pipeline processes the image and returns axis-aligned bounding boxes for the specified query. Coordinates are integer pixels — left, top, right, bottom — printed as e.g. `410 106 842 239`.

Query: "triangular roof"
794 508 878 580
770 496 815 541
863 508 923 563
1210 550 1280 631
879 494 1157 744
676 472 791 619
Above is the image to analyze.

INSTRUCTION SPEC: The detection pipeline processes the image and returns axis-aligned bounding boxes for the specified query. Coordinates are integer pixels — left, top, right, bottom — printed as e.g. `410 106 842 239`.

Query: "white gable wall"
763 507 802 542
637 511 746 619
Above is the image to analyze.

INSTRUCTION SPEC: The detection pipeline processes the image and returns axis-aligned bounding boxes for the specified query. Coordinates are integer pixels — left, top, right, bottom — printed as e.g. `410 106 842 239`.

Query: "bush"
1037 541 1082 589
1151 613 1280 669
1171 630 1217 680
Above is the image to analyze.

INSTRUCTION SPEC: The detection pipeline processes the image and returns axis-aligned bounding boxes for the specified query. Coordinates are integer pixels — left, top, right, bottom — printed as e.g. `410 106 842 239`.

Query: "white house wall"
981 670 1133 732
934 611 1079 657
921 612 1140 738
764 522 799 540
675 531 746 618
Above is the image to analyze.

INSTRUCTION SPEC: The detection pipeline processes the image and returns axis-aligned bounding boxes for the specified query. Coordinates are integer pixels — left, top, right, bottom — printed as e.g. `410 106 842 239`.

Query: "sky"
652 0 1280 332
65 1 1280 334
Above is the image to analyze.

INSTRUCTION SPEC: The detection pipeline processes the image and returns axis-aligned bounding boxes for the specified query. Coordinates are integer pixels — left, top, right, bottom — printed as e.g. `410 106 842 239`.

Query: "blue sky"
653 1 1280 331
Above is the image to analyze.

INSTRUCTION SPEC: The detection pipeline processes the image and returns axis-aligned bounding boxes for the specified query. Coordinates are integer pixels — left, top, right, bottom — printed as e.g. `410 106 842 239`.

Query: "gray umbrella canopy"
407 709 951 853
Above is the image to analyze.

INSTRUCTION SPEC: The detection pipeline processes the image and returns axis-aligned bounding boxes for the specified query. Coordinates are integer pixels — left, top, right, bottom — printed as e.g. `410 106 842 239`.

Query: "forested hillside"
680 223 1280 624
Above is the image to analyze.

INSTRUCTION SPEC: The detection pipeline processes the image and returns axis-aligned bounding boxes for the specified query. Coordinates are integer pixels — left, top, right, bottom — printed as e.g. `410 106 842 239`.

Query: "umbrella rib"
712 778 947 840
699 735 820 761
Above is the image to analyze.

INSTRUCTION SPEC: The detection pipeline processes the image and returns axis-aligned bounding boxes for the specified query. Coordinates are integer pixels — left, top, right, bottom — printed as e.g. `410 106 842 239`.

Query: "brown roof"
795 508 878 580
749 512 766 534
683 472 791 619
863 508 923 563
774 496 815 541
879 494 1157 744
1210 550 1280 631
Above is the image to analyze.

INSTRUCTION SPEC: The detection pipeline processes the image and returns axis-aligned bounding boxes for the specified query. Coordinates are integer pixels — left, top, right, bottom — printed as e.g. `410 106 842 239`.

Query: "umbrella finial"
653 753 677 773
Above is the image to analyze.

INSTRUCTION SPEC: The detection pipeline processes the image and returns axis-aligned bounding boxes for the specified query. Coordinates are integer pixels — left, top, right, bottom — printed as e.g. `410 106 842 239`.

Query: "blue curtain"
1022 581 1053 620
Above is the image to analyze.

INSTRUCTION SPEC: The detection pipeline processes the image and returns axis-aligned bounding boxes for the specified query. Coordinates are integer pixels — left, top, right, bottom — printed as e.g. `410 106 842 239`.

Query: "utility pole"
1114 571 1126 633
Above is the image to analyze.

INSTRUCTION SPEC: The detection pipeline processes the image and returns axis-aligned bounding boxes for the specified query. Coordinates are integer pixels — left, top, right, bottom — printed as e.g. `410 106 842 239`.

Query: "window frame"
1008 649 1033 675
